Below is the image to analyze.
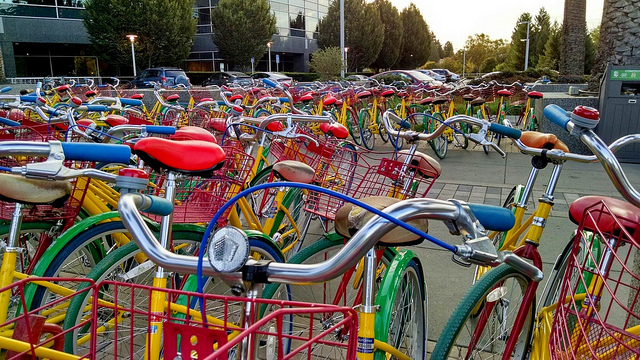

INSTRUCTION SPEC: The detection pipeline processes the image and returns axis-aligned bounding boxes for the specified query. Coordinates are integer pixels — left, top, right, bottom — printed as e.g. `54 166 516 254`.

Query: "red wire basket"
1 278 358 360
268 131 340 170
143 144 254 224
304 149 439 220
549 199 640 359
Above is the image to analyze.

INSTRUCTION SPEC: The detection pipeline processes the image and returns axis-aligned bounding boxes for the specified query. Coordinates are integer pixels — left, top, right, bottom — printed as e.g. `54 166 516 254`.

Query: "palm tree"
559 0 587 77
588 0 640 90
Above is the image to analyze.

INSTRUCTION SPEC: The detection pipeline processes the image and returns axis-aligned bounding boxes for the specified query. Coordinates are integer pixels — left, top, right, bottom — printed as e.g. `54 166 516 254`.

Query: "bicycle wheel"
431 264 535 360
261 234 396 359
359 108 375 150
375 106 389 143
374 256 427 360
62 234 287 358
482 106 495 154
452 117 470 150
428 112 448 159
0 221 56 274
161 108 181 126
346 107 362 146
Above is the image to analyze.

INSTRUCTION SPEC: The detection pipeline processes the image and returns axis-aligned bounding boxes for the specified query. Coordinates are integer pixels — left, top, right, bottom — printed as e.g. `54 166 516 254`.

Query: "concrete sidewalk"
405 146 640 348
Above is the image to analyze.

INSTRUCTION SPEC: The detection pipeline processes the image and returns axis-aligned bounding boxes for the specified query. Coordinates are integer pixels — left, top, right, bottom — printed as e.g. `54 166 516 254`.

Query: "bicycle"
431 104 640 359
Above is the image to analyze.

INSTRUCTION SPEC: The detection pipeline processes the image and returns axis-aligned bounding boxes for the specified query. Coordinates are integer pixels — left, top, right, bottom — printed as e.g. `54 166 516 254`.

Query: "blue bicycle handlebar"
61 143 131 163
543 104 571 131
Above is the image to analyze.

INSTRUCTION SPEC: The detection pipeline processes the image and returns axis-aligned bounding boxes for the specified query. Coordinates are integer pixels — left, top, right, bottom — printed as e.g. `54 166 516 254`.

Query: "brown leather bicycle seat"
171 126 217 143
0 173 72 207
396 150 441 179
527 91 543 99
272 160 315 183
134 138 225 177
420 97 434 105
431 96 447 105
520 131 569 152
569 196 640 239
470 97 486 106
334 196 428 246
462 94 476 101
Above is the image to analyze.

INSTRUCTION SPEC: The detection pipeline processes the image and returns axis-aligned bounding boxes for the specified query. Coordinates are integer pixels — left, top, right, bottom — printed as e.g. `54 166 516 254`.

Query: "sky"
389 0 605 51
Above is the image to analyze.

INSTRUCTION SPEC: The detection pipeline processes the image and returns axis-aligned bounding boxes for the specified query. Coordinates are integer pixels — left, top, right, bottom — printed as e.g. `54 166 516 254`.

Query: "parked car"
371 70 443 89
414 69 446 83
202 71 252 87
131 67 190 88
431 69 460 82
251 72 293 87
345 74 373 86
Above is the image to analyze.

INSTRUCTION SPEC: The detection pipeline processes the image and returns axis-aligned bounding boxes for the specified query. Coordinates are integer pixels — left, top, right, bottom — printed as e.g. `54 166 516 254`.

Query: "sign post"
251 57 255 74
276 54 280 72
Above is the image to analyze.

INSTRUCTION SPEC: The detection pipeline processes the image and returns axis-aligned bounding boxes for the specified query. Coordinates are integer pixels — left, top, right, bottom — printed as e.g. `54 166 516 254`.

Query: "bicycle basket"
549 199 640 359
143 144 254 224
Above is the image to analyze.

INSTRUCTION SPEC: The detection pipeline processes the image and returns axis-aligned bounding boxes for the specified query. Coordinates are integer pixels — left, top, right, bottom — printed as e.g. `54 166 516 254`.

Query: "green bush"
309 47 342 81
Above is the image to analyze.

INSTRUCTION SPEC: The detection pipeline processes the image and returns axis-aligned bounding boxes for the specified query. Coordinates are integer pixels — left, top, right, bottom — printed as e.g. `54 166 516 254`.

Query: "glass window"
304 1 317 10
317 0 329 6
18 0 56 5
273 10 288 28
290 0 304 6
58 7 83 18
318 4 328 15
57 0 85 7
289 12 304 29
194 0 209 6
305 9 316 18
197 25 212 34
0 4 57 18
305 17 317 33
271 2 287 12
198 8 211 25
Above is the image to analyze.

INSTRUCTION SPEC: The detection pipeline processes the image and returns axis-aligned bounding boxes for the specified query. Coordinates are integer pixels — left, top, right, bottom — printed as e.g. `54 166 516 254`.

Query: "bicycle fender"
373 249 425 358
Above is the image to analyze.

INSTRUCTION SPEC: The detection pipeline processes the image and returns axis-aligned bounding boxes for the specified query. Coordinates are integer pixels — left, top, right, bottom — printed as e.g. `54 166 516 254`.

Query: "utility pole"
340 0 345 78
518 21 530 71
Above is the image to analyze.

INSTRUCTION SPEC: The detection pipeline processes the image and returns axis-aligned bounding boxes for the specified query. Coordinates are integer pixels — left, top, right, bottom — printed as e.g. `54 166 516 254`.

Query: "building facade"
0 0 328 78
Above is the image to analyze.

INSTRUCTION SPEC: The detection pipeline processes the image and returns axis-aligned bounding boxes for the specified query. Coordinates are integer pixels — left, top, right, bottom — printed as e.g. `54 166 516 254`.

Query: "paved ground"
317 138 640 351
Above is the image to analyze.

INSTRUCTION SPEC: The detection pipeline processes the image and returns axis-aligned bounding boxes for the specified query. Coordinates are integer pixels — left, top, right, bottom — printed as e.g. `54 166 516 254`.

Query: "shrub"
309 47 342 81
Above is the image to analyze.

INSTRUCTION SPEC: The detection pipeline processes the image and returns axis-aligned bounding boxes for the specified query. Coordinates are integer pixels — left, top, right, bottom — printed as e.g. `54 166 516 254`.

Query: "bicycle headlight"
207 226 249 273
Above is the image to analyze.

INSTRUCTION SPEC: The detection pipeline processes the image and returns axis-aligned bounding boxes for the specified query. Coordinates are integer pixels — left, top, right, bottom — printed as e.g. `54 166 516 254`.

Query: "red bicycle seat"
527 91 543 99
171 126 216 143
229 94 242 102
266 121 284 132
131 93 145 100
497 89 512 96
206 118 227 132
134 138 225 176
84 90 97 97
105 114 128 127
319 122 348 139
397 91 409 99
77 119 96 128
300 93 314 102
420 97 434 105
323 94 337 106
356 91 372 99
381 89 395 97
569 196 640 237
250 87 261 94
56 85 70 92
199 97 214 102
165 94 180 102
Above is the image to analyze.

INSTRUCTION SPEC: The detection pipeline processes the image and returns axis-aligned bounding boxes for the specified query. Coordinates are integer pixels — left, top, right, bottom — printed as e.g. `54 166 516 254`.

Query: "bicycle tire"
375 106 389 143
428 112 448 159
346 107 362 146
431 264 535 360
374 255 427 360
0 221 57 274
359 108 375 150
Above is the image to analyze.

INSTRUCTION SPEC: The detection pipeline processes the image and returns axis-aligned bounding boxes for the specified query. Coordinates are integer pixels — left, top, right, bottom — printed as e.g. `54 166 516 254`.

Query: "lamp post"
463 48 466 78
126 34 137 77
344 47 349 73
339 0 345 78
267 41 272 72
518 21 530 71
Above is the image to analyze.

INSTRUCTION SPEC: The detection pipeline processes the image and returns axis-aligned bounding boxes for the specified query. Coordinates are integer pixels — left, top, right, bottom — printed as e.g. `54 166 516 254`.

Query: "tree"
584 26 598 74
536 21 561 70
531 7 551 68
83 0 196 71
309 46 342 80
443 41 454 58
589 0 640 89
439 56 462 74
370 0 403 70
503 13 533 71
318 0 384 71
559 0 587 75
428 36 444 62
462 33 508 73
395 3 431 69
212 0 276 70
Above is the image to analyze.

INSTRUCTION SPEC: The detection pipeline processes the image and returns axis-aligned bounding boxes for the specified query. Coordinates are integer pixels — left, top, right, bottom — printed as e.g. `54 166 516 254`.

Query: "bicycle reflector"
207 226 249 273
570 105 600 129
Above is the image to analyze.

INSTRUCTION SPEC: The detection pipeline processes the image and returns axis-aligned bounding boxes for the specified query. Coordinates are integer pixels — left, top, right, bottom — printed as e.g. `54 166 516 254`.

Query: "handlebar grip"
467 203 515 232
20 95 38 103
279 97 290 103
136 194 174 216
1 87 11 93
488 123 521 140
61 143 132 163
145 125 176 135
85 105 109 112
120 98 143 107
263 79 278 88
543 104 570 131
0 117 21 127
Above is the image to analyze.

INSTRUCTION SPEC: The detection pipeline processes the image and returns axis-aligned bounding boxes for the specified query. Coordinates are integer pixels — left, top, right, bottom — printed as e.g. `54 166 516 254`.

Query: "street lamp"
344 47 349 73
126 34 137 77
267 41 272 72
339 0 345 78
463 47 466 78
518 21 530 71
